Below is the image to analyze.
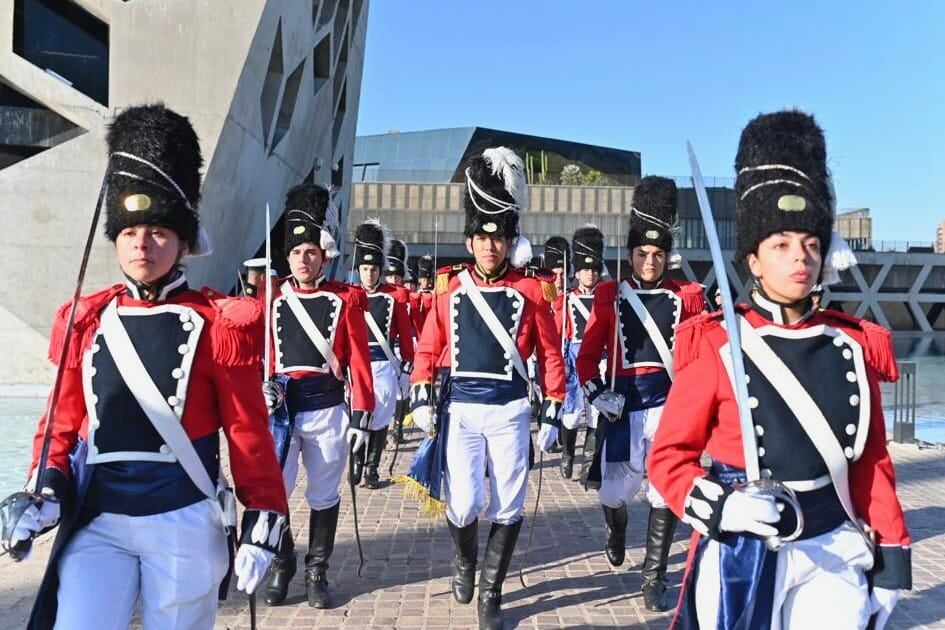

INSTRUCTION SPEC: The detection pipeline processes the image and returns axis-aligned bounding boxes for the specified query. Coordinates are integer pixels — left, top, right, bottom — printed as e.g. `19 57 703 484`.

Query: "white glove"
411 405 433 435
346 426 368 453
538 424 559 453
234 544 275 594
870 587 900 629
591 391 625 421
11 493 61 549
261 381 283 411
719 490 780 537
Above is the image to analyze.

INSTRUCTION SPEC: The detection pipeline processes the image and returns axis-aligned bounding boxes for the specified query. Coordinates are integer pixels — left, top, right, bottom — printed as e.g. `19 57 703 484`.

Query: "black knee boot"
363 426 388 489
305 502 340 609
641 506 678 611
447 518 478 604
602 504 628 568
264 522 296 605
559 427 578 479
477 520 522 630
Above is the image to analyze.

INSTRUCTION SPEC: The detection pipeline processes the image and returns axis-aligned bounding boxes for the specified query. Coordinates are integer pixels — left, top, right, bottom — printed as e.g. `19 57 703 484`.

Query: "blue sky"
355 1 944 242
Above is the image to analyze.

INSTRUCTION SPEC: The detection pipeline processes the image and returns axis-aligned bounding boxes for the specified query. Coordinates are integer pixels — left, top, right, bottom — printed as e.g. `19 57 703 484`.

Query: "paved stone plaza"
2 433 944 629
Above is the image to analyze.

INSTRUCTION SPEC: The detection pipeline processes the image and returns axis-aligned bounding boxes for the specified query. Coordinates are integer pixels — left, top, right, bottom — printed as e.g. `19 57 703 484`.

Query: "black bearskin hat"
353 220 388 268
417 254 435 280
734 110 833 260
385 239 408 276
283 183 340 258
628 176 677 253
105 104 205 253
463 147 533 267
572 225 604 272
543 236 570 269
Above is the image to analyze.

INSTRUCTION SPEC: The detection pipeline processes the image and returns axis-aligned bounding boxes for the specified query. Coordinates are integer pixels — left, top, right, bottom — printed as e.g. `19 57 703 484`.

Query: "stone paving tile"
2 437 944 629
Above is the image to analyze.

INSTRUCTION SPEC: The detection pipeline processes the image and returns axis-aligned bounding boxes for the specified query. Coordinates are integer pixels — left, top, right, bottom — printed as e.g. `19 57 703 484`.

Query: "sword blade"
610 215 622 391
348 442 366 577
263 203 272 374
36 178 109 492
687 141 760 481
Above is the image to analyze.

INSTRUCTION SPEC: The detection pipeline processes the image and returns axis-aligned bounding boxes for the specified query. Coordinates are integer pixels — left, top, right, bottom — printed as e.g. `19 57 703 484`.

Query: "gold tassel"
403 413 414 428
393 475 447 518
541 281 558 303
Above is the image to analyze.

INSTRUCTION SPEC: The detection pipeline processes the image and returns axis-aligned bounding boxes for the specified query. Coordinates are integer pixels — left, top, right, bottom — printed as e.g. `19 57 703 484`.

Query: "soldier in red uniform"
352 222 415 489
403 148 566 630
411 254 436 336
559 226 606 484
576 176 706 611
261 184 375 609
9 105 288 630
242 257 274 299
542 236 574 468
648 111 910 629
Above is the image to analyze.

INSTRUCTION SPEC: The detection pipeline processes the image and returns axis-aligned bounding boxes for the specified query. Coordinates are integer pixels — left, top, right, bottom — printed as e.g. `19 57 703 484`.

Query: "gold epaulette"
541 281 558 303
435 264 465 295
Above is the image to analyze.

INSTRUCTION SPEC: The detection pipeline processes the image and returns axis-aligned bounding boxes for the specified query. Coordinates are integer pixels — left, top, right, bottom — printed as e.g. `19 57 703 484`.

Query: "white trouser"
283 403 349 510
368 359 399 430
561 386 599 430
444 397 532 527
56 499 228 630
598 404 665 508
695 522 874 629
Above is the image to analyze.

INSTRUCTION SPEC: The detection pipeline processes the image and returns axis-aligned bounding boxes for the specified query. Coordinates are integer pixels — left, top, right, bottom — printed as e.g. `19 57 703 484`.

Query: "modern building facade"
0 0 369 384
354 127 642 186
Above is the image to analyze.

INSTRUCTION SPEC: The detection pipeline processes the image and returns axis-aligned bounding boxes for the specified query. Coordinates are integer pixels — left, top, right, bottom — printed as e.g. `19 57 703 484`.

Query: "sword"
687 141 803 550
518 249 566 588
348 440 366 577
517 449 543 589
0 176 110 560
606 215 622 418
263 203 273 373
237 269 247 296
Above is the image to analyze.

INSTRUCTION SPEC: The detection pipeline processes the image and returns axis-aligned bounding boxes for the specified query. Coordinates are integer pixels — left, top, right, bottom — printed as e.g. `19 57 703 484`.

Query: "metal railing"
859 240 938 253
892 361 917 443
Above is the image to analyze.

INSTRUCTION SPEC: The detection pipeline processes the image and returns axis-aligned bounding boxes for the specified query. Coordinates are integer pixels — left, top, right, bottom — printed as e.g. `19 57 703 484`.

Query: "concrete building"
345 129 945 333
0 0 369 384
836 208 872 251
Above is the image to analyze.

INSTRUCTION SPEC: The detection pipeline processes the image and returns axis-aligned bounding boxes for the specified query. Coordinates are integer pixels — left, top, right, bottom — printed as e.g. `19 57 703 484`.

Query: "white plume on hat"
482 147 528 211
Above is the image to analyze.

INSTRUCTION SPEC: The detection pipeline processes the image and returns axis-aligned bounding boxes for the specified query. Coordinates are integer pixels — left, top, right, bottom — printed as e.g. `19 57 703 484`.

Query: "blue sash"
401 373 452 516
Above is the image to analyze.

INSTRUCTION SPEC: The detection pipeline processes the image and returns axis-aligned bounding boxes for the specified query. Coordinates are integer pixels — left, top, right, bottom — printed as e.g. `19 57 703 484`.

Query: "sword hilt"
736 479 805 550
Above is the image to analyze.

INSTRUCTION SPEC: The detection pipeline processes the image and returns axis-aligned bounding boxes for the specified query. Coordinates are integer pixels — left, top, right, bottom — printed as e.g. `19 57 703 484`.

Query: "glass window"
13 0 109 105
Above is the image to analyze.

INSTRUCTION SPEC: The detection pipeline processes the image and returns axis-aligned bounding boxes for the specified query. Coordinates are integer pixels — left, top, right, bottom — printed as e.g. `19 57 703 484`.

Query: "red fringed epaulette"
201 287 264 367
821 309 899 382
594 279 617 302
345 284 368 310
673 311 723 372
393 284 411 302
678 282 709 317
47 284 125 368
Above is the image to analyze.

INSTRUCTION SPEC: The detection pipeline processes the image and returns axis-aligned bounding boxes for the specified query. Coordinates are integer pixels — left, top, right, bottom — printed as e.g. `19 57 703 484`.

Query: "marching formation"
0 103 911 630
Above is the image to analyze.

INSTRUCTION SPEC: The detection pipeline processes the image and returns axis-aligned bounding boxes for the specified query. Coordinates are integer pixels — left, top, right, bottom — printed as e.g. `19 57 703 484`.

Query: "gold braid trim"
541 281 558 303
